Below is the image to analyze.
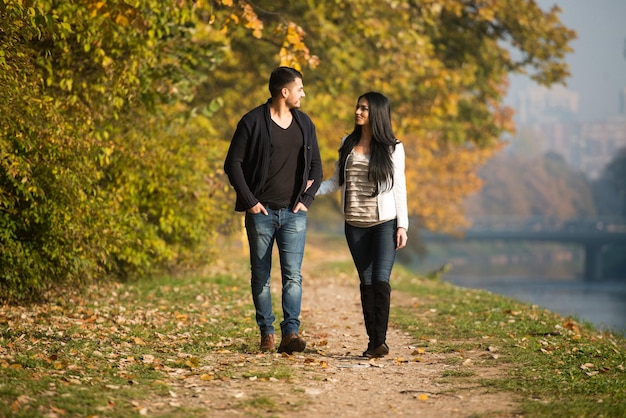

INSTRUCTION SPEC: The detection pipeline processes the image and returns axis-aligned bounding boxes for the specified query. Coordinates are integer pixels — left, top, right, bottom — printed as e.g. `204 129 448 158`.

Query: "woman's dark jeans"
345 219 397 285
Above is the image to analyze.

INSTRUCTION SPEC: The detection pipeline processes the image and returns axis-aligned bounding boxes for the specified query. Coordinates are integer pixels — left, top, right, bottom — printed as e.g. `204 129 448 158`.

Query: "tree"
0 0 233 298
196 0 576 233
0 0 576 300
464 152 596 219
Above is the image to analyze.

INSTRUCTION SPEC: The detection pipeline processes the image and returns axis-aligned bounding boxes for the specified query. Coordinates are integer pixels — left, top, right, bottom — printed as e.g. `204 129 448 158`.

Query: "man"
224 67 322 354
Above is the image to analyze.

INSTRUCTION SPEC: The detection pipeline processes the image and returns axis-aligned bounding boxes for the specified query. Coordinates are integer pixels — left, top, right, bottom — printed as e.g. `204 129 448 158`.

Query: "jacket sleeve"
224 119 259 210
299 118 323 208
316 159 341 196
316 136 346 196
392 143 409 230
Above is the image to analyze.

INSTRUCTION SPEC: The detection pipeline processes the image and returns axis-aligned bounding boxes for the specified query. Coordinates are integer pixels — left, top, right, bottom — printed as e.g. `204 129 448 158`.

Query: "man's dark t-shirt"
257 119 304 209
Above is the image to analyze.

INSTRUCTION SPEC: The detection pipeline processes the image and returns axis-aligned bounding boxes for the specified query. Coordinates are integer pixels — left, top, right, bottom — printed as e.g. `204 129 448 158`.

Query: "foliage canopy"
0 0 575 300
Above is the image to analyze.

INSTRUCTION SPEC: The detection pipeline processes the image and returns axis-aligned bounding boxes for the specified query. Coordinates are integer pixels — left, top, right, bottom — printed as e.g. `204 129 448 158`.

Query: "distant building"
517 85 579 124
579 118 626 178
513 86 626 179
521 118 626 179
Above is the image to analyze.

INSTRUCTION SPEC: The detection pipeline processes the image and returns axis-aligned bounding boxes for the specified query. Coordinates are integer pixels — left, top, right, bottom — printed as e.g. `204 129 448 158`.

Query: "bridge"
421 217 626 281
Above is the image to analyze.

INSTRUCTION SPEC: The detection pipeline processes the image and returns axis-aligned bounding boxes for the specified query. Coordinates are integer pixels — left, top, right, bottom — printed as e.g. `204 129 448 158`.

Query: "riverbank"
409 239 626 334
445 275 626 334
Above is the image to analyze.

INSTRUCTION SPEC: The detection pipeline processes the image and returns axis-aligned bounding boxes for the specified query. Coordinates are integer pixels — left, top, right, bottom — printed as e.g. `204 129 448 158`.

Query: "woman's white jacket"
316 139 409 231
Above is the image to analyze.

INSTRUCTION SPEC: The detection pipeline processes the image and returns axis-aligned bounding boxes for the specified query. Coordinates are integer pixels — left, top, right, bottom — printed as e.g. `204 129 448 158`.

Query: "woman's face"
355 98 370 127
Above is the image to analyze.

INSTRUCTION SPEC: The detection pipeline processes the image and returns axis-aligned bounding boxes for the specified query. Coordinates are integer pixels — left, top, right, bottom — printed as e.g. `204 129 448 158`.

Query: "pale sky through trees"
506 0 626 121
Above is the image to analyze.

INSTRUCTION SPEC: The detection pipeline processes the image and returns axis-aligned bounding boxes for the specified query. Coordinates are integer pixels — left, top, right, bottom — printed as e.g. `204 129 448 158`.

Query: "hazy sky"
507 0 626 121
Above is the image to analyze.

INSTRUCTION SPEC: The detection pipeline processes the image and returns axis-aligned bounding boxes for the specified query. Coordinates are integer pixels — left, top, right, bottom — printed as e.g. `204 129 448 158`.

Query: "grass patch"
441 369 476 378
237 395 277 410
0 264 257 417
392 264 626 417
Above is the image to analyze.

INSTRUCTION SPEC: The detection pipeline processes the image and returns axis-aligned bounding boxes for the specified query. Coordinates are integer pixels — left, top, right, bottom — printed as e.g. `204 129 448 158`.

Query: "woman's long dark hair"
338 92 397 195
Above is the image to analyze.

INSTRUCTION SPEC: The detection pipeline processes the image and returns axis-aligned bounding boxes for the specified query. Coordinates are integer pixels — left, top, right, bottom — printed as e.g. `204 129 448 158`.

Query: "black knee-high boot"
372 281 391 357
360 284 376 357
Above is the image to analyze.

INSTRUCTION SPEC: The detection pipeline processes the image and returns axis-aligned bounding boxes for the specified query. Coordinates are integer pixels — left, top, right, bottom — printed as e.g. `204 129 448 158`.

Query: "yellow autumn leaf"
286 28 302 45
479 7 496 21
185 357 199 369
115 14 128 26
418 393 429 401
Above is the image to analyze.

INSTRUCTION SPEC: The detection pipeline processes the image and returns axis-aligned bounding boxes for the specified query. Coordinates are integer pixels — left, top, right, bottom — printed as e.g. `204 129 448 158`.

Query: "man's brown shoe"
260 334 275 352
277 333 306 354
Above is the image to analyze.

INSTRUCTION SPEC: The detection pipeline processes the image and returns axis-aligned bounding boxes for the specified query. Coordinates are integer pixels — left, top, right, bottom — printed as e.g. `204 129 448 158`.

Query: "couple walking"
224 67 408 358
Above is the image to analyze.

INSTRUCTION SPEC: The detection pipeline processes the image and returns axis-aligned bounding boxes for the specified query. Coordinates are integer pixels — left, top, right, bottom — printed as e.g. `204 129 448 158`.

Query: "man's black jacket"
224 99 323 211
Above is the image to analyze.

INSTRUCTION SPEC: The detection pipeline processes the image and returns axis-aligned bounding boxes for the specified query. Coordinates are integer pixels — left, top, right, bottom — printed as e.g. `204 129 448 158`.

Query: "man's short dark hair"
269 67 303 97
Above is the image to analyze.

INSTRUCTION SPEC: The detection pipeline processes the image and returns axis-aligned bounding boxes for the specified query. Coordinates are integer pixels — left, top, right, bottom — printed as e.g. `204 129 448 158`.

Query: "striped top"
344 151 385 227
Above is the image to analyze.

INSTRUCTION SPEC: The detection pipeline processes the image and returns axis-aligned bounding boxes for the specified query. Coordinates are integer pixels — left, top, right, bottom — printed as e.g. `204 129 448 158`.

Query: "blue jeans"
345 219 397 285
245 208 307 337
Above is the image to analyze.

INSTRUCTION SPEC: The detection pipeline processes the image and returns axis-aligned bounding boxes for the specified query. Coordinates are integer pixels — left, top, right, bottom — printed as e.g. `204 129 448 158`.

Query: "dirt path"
159 239 522 417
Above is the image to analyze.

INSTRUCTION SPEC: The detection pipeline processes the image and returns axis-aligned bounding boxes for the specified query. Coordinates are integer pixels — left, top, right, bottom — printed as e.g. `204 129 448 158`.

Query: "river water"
411 243 626 335
443 275 626 334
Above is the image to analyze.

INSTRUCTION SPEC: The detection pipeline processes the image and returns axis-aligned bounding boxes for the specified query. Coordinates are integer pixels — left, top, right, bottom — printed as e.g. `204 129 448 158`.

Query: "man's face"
284 77 305 109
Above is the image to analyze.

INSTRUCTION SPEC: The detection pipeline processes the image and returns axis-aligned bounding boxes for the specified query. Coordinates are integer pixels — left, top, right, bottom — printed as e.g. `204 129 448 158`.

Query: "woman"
317 92 408 357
